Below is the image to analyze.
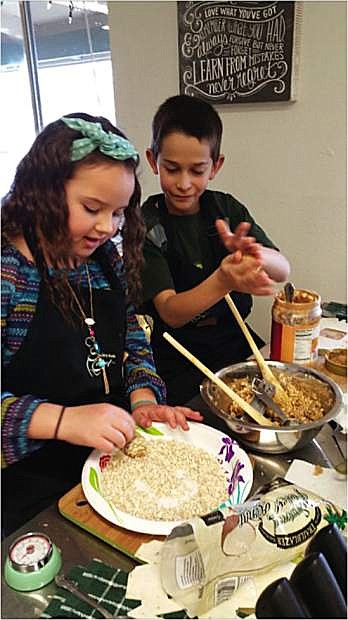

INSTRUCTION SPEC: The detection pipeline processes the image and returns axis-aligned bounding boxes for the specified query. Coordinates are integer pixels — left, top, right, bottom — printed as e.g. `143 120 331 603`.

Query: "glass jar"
270 289 322 363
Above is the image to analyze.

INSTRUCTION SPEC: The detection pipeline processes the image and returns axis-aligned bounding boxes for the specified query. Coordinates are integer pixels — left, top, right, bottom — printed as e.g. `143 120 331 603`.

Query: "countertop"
2 393 346 620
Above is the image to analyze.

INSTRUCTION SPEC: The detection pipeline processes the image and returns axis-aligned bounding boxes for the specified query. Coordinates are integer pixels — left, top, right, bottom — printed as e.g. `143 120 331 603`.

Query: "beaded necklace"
67 264 116 394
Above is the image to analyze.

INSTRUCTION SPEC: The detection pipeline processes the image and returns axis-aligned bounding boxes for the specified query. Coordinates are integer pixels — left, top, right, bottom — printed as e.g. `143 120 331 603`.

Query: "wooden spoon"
163 331 274 426
224 293 289 404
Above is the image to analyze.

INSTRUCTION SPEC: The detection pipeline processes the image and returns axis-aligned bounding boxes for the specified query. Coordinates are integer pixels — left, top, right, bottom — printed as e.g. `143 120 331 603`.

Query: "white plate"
81 422 253 535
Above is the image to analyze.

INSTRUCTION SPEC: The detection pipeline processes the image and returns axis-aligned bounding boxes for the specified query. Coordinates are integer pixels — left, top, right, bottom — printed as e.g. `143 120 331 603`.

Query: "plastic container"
325 348 347 376
160 478 346 617
270 289 321 363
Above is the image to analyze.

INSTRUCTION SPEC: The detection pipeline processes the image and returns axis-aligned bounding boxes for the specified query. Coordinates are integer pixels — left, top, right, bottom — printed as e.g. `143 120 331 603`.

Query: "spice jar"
270 289 322 363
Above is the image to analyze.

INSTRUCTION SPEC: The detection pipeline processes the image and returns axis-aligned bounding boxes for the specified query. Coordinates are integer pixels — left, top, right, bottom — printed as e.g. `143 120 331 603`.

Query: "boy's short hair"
151 95 223 163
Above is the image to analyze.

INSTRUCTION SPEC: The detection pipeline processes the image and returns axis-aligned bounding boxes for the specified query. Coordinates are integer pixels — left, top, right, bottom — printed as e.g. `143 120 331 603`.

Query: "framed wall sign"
177 1 302 104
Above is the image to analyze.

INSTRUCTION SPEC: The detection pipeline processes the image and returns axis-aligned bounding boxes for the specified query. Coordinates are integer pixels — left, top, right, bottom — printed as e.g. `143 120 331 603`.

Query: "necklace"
67 264 116 395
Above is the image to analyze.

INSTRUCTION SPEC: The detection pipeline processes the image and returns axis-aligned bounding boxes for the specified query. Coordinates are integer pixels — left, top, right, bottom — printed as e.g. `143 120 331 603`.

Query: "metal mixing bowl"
200 360 343 454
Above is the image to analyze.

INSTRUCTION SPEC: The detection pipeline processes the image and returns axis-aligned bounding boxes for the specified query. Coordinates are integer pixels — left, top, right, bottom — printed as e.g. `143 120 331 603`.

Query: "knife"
55 574 133 619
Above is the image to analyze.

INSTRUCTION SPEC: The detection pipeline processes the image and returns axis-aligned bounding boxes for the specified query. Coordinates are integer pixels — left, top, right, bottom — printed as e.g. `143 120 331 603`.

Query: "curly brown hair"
1 112 145 318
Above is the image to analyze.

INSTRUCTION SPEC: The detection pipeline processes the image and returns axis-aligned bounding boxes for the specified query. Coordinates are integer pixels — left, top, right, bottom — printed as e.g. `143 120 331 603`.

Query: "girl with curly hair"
1 113 201 535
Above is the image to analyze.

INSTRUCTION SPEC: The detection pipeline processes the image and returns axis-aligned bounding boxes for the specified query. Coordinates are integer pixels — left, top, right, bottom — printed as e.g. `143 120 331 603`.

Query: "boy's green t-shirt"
141 189 277 305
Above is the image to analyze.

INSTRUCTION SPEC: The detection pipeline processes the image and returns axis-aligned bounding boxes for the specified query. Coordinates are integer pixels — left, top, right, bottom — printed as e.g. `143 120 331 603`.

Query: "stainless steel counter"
1 397 346 620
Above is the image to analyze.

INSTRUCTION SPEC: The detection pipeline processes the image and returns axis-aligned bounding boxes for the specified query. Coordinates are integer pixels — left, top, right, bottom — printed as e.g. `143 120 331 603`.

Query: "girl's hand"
219 253 275 296
216 219 262 258
58 403 136 452
132 403 203 431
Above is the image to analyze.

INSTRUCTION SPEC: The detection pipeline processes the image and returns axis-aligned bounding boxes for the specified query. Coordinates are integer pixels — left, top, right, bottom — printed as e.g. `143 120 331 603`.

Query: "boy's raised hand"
216 218 290 284
215 218 275 295
219 253 275 296
216 219 261 258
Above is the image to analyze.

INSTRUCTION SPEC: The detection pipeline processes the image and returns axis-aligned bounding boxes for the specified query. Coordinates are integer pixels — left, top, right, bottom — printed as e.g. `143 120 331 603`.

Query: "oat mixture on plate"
101 439 228 521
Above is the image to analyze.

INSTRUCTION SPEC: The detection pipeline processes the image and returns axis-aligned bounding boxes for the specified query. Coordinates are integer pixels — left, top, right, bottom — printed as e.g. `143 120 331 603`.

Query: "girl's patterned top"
1 240 166 467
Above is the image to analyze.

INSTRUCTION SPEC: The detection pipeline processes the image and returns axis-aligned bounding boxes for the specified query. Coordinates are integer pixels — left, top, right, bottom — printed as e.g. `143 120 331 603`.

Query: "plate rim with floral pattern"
81 421 253 535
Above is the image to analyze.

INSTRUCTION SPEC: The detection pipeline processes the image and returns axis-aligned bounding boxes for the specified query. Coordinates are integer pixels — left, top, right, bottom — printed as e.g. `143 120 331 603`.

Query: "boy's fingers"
217 220 252 240
224 250 243 265
254 286 276 296
215 218 230 234
234 221 252 237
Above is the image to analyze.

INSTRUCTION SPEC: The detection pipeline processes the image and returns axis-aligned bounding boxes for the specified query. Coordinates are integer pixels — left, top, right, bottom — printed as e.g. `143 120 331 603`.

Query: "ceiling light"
51 0 108 14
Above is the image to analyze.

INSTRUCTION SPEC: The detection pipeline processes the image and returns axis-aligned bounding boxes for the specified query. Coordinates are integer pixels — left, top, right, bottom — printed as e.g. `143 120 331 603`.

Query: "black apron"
148 202 264 405
2 254 127 537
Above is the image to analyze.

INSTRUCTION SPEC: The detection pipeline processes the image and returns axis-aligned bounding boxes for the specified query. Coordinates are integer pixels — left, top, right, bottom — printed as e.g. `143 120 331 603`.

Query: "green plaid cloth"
41 558 189 619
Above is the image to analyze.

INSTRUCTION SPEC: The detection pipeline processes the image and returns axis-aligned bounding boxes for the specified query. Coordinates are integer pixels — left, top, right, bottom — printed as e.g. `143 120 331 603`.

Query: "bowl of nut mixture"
200 360 343 454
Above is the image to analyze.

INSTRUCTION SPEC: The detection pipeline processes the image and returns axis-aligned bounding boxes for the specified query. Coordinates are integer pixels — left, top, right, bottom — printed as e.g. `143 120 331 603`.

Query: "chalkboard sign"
177 1 302 104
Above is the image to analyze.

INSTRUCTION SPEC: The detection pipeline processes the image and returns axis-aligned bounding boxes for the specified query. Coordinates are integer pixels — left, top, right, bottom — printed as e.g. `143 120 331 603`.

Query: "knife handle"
290 552 347 619
305 523 347 599
255 577 311 618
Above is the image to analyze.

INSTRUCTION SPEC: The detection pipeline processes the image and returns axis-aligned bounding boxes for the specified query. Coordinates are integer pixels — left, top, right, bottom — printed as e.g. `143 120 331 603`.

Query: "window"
1 1 36 196
1 0 116 197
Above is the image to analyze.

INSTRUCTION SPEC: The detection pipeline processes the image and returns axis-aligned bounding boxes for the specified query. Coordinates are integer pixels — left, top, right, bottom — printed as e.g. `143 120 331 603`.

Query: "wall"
108 0 347 341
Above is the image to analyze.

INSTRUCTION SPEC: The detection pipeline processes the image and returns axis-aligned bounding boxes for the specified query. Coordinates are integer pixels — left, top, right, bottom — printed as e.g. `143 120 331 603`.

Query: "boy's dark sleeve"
141 237 175 303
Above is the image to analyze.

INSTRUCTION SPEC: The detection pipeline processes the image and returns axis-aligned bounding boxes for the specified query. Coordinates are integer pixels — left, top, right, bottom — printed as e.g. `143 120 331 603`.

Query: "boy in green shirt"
141 95 290 405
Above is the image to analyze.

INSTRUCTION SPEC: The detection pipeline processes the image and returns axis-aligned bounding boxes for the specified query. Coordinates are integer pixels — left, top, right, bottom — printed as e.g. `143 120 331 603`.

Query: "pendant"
84 334 116 395
85 317 95 327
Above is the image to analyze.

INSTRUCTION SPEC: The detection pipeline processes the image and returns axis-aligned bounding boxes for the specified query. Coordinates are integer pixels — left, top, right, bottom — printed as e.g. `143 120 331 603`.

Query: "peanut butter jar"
270 289 322 363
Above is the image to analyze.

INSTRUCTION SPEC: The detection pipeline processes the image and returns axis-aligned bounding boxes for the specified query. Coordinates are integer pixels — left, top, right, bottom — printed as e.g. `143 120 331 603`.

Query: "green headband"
61 117 138 162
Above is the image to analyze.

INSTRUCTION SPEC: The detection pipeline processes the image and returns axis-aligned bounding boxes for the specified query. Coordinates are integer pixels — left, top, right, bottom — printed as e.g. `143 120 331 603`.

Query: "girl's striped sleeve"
1 250 45 466
1 393 45 467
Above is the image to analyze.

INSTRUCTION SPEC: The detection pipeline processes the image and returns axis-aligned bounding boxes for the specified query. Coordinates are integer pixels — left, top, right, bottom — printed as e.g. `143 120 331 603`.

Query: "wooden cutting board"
58 484 164 561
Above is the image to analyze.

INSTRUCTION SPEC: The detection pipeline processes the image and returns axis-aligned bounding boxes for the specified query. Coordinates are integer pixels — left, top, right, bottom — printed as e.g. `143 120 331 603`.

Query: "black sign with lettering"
177 1 301 104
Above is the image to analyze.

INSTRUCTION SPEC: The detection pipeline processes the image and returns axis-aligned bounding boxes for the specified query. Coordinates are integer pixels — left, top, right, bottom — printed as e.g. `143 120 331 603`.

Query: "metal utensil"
251 377 292 426
330 427 347 476
284 281 295 303
55 574 132 619
224 293 289 403
334 460 347 476
163 331 273 426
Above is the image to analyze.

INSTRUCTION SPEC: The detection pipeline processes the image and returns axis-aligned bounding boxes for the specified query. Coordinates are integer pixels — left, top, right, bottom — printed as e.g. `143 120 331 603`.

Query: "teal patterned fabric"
61 117 138 162
41 558 190 619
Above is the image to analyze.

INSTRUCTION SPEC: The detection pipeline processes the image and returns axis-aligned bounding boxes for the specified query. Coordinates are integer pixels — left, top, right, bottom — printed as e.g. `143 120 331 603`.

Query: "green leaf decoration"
108 500 125 525
324 507 347 531
136 424 163 436
89 467 100 494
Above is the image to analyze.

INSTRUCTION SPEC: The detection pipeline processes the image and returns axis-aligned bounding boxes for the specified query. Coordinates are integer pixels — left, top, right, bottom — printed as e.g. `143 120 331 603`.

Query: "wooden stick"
163 331 273 427
224 293 288 400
